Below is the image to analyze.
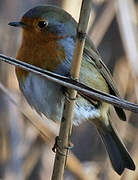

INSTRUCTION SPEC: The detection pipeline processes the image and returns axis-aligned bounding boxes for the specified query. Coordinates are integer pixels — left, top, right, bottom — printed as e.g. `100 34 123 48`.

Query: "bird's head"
8 5 77 42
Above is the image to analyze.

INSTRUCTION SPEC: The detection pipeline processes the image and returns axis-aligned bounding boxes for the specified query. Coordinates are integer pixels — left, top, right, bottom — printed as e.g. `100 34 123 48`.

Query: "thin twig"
0 54 138 112
51 1 92 179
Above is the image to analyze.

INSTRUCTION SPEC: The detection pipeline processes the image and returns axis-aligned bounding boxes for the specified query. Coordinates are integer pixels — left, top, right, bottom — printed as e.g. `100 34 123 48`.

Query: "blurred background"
0 0 138 179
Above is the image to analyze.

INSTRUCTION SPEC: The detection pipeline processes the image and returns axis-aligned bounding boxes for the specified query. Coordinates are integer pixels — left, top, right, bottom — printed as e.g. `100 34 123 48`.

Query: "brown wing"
84 36 126 121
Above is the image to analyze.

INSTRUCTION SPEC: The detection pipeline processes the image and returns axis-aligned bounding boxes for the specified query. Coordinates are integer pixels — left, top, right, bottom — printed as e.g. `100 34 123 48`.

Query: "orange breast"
16 28 66 82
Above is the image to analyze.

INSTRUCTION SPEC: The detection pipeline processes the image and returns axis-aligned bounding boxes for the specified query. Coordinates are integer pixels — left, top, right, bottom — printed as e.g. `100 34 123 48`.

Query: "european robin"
9 5 135 175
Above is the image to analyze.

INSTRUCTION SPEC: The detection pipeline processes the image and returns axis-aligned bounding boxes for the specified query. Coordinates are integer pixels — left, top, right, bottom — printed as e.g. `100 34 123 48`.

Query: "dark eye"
37 20 48 28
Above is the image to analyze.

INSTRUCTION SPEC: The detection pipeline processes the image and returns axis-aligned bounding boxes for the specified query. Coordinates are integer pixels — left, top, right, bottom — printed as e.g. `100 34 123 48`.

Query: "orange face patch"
16 23 66 82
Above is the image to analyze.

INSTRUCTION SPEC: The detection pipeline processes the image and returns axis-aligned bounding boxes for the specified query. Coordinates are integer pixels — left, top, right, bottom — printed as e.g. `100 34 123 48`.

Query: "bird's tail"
97 120 135 175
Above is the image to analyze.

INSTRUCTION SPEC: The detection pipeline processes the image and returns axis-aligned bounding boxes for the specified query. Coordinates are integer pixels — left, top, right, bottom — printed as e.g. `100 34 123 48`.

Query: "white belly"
19 73 100 125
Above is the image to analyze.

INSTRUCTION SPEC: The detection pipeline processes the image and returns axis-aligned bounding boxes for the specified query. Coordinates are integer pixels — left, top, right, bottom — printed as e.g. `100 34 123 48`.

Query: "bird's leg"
61 74 79 102
62 87 78 102
65 91 77 101
52 136 65 155
52 136 74 155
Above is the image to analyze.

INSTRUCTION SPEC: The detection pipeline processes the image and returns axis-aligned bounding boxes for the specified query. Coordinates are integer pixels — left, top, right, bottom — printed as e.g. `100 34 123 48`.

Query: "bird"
8 5 135 175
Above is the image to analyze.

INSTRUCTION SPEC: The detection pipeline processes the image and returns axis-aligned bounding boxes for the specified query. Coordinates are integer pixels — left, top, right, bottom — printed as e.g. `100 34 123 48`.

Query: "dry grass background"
0 0 138 179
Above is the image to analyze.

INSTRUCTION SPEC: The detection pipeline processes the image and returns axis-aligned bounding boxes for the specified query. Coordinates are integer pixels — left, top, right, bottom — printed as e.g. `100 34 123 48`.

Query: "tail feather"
97 121 135 175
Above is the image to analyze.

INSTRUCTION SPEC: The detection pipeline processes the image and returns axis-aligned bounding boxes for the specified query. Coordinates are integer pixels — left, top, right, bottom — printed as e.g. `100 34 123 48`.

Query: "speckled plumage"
9 5 135 175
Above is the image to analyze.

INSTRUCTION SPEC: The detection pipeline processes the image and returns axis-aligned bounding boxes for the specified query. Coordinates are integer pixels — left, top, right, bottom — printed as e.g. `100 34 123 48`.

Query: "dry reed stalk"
89 0 116 47
115 1 138 179
51 0 92 179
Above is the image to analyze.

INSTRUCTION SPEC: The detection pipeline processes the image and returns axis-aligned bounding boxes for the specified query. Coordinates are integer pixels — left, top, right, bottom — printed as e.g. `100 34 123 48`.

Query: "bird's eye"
37 20 48 28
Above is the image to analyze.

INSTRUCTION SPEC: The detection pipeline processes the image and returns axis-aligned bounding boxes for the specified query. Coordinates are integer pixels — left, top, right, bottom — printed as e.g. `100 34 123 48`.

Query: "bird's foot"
64 91 78 102
52 136 74 156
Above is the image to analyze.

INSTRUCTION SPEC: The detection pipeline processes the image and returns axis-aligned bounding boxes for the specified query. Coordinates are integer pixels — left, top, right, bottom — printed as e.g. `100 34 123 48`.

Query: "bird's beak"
8 21 26 28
